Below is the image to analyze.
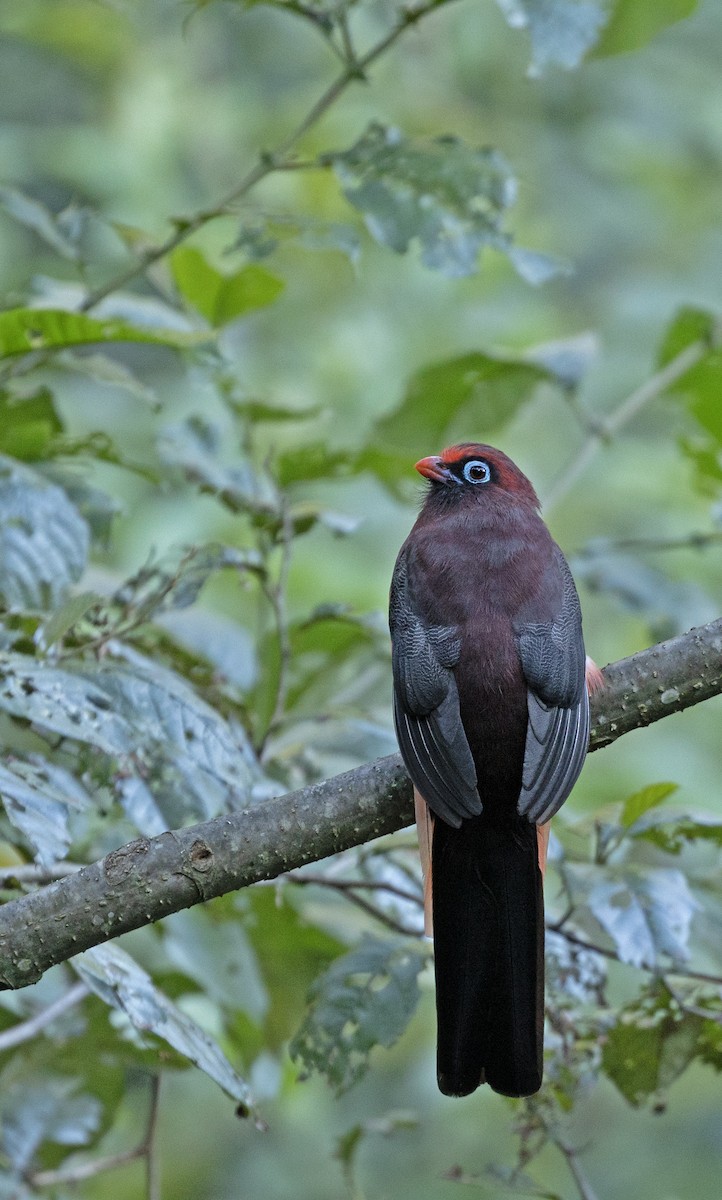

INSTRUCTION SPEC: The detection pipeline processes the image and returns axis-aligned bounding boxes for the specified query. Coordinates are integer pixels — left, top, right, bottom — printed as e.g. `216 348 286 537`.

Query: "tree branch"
1 619 722 990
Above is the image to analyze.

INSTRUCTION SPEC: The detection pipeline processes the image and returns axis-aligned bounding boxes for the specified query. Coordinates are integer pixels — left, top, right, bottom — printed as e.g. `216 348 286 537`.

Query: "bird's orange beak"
415 455 449 483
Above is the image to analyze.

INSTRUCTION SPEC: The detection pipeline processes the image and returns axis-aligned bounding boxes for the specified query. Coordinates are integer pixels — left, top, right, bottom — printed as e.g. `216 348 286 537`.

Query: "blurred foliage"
1 1 722 1198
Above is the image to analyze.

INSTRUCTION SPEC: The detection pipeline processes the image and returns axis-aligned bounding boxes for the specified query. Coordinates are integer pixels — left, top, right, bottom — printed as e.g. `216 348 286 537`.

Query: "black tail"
432 813 544 1098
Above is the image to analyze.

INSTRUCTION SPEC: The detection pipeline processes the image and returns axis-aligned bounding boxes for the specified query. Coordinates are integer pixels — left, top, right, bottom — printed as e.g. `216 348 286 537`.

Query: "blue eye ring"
462 459 491 484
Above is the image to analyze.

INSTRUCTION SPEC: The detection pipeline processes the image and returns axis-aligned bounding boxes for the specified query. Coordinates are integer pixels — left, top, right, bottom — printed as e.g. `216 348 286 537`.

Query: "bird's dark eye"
462 459 491 485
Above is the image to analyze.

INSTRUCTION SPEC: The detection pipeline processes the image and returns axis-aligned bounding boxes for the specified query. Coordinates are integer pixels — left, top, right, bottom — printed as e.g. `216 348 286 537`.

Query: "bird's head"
414 443 539 511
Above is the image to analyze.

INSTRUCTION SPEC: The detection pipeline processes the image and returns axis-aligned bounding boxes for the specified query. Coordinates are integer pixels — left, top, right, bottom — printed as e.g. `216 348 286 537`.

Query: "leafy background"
1 1 722 1197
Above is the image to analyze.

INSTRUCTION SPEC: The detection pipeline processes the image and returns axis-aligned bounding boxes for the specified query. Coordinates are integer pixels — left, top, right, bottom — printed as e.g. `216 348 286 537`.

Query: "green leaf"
171 246 284 326
370 352 550 469
496 0 609 75
678 436 722 496
332 123 558 280
0 388 63 461
276 442 358 488
0 458 89 610
163 907 268 1021
630 810 722 854
0 307 213 359
226 396 323 424
243 888 346 1051
593 0 698 58
0 756 91 867
657 307 722 443
36 590 104 650
289 935 427 1094
74 944 255 1108
603 987 703 1105
620 782 678 828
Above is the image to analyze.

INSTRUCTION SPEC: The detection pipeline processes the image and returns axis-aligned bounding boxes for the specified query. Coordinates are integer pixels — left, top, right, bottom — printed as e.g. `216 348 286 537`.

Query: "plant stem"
80 1 455 315
544 338 708 512
0 980 88 1052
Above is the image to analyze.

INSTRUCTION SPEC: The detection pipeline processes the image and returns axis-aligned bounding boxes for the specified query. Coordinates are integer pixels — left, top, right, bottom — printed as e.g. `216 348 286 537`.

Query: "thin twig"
285 870 423 906
260 501 294 751
78 1 453 315
554 1139 600 1200
662 979 722 1024
29 1072 162 1192
30 1147 146 1188
579 529 722 556
554 926 722 987
285 870 423 935
335 886 423 936
0 981 88 1053
544 338 709 511
145 1075 162 1200
0 862 81 886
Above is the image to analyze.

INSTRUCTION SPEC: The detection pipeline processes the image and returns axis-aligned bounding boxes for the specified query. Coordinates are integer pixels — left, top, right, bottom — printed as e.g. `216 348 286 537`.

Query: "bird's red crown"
415 443 539 508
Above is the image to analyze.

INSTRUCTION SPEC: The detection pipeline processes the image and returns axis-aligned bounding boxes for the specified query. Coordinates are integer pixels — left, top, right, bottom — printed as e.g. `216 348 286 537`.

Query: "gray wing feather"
390 549 481 828
516 548 589 824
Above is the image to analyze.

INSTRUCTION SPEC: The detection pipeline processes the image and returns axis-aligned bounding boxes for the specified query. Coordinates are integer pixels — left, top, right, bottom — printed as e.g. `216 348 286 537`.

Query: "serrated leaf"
74 944 255 1107
0 388 63 461
290 935 427 1094
41 468 122 550
620 782 678 828
587 867 699 967
0 457 89 610
332 124 554 280
0 756 91 867
172 247 284 326
0 307 212 360
0 1070 101 1174
496 0 609 75
593 0 698 58
0 650 261 825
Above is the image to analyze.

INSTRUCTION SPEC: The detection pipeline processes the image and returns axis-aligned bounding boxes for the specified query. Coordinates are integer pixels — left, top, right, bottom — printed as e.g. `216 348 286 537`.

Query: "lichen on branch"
1 618 721 991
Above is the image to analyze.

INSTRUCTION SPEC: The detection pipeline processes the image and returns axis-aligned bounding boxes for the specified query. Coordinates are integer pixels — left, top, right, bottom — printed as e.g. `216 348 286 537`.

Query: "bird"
389 442 601 1098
